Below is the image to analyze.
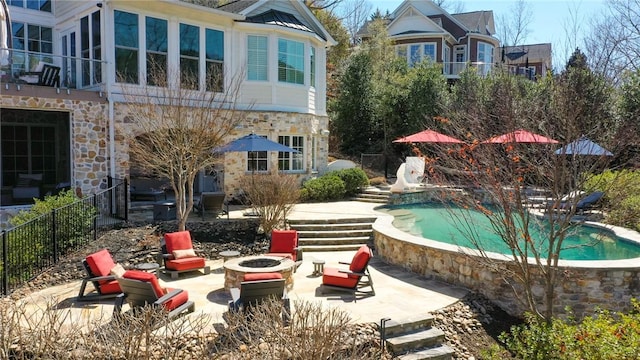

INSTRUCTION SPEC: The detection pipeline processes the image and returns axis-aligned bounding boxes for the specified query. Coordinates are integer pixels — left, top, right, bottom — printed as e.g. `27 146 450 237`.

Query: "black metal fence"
0 177 128 296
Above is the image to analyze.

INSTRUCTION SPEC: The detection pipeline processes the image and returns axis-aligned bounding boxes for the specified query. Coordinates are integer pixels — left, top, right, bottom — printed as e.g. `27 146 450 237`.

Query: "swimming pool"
381 202 640 261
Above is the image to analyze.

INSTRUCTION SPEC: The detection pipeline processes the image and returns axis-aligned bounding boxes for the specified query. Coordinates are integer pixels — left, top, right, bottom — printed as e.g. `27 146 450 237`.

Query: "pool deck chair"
161 231 211 280
228 274 290 324
77 249 123 301
321 245 375 297
194 192 229 220
114 270 195 319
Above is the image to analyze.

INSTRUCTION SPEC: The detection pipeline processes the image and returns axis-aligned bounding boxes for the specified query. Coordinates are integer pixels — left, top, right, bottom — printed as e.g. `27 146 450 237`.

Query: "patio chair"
321 244 375 296
114 270 195 319
228 273 290 324
265 229 302 268
160 231 211 280
194 192 229 220
77 249 123 301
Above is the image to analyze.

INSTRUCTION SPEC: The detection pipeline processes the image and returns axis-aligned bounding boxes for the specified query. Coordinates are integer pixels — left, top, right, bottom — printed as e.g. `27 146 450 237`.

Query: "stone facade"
116 104 329 199
1 90 109 197
375 192 640 319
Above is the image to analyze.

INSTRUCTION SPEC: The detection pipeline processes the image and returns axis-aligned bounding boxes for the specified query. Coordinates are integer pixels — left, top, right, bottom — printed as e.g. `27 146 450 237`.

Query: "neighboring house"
498 43 552 81
0 0 335 206
357 0 500 80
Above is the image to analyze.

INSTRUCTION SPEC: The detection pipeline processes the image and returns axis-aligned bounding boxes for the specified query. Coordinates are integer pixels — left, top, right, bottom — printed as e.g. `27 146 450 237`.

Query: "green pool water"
385 203 640 261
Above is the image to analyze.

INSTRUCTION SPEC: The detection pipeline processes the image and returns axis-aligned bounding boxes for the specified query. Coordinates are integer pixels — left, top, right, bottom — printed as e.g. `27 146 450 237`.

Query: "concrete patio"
17 201 469 330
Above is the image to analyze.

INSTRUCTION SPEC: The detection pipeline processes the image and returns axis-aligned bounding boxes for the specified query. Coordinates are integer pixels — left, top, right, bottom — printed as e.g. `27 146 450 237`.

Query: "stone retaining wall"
374 198 640 319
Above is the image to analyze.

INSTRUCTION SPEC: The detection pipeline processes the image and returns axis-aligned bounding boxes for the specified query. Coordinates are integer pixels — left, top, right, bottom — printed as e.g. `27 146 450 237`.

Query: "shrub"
368 176 388 186
501 302 640 360
585 170 640 230
301 175 346 201
239 173 300 235
329 168 369 196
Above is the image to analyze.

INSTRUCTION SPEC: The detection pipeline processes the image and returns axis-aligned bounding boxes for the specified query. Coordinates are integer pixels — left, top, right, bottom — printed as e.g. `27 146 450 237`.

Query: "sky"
372 0 607 69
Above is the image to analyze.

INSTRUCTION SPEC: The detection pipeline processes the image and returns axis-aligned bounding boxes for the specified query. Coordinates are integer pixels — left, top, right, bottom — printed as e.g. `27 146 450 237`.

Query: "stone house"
0 0 334 205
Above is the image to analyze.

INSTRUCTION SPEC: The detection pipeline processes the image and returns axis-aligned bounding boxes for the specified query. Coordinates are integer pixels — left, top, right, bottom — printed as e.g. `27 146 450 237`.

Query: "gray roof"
215 0 259 14
502 43 552 63
452 10 495 35
244 9 324 40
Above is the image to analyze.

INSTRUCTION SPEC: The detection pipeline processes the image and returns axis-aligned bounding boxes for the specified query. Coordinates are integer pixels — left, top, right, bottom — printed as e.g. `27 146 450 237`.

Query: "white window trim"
278 134 305 173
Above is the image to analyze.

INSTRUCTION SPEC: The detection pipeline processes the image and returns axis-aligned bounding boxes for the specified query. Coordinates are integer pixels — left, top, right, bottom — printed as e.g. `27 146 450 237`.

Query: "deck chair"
160 231 211 280
77 249 123 301
321 245 375 296
194 192 229 220
550 191 605 214
228 273 290 324
114 270 195 319
265 229 302 267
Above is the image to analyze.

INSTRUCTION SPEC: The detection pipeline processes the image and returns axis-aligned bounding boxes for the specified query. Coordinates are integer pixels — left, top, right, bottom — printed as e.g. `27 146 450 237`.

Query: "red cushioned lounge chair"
77 249 123 301
265 229 302 270
228 272 290 324
114 270 195 319
321 245 375 296
160 231 211 280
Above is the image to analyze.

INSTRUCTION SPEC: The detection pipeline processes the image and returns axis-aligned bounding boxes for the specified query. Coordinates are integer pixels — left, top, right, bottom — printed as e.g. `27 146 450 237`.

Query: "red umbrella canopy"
482 129 558 144
393 129 463 143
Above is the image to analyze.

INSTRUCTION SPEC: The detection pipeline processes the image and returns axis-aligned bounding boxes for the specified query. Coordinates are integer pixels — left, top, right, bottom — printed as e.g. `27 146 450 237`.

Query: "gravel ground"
10 222 520 359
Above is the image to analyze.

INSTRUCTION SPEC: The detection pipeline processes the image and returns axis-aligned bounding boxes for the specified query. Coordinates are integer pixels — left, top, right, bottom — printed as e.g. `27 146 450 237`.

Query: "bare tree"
338 0 372 45
120 64 246 231
583 0 640 84
497 0 533 46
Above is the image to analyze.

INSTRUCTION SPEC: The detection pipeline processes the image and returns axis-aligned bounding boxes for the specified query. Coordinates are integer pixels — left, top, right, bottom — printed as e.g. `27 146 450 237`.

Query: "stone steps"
383 314 453 360
289 217 376 252
352 186 391 203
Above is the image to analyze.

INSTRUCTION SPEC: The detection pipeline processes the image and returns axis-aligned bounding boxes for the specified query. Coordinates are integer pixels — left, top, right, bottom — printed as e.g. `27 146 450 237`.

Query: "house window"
310 46 316 87
180 23 199 89
114 10 139 84
205 28 224 92
145 16 167 86
1 124 56 186
8 0 51 12
477 42 494 75
403 42 436 67
10 22 53 75
247 35 267 81
278 135 304 171
81 11 101 87
278 38 304 85
311 135 317 171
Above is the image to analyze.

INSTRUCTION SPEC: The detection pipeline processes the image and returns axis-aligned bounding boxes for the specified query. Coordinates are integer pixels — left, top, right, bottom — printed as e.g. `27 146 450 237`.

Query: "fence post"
124 177 129 222
1 231 7 296
52 209 58 263
93 194 98 241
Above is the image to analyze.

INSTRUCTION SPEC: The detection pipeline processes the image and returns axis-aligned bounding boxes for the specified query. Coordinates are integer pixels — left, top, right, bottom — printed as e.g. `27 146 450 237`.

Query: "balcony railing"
0 48 106 90
441 61 494 77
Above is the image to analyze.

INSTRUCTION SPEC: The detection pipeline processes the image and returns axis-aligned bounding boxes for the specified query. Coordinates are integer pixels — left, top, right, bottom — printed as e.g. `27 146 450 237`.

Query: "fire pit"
223 255 295 290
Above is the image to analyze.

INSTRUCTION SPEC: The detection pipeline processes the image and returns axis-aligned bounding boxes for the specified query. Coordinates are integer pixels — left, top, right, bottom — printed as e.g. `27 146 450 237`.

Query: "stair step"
288 217 377 225
396 345 454 360
291 223 373 231
299 244 366 252
298 236 371 246
298 229 372 238
357 192 390 198
382 314 435 337
386 328 446 354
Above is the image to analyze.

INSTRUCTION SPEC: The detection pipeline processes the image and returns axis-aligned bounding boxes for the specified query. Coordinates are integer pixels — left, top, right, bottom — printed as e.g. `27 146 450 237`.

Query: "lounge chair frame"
228 278 291 324
114 277 195 319
321 261 375 296
77 258 121 302
194 192 229 220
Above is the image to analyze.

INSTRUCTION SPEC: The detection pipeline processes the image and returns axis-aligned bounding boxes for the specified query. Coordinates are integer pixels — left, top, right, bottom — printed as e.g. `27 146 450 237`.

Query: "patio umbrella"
482 129 559 144
393 129 463 143
554 136 613 156
215 133 299 153
215 133 298 172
